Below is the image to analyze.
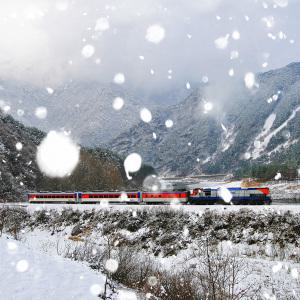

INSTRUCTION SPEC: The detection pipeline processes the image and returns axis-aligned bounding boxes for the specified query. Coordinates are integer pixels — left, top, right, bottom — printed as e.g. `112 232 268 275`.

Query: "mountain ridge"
109 62 300 176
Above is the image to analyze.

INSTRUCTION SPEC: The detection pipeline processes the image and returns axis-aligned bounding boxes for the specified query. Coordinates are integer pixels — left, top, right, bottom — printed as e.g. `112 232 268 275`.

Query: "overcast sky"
0 0 299 95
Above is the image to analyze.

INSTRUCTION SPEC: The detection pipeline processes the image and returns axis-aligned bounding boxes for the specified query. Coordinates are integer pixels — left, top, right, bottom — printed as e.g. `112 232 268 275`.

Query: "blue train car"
188 187 271 205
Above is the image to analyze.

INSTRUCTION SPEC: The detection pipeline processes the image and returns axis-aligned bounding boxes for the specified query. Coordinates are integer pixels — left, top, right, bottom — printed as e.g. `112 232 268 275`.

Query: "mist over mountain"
109 63 300 176
0 80 144 147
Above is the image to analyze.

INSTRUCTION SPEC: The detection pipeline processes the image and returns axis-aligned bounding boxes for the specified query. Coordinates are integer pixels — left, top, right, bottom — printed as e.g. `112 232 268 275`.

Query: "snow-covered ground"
0 236 107 300
0 231 140 300
2 203 300 299
2 178 300 299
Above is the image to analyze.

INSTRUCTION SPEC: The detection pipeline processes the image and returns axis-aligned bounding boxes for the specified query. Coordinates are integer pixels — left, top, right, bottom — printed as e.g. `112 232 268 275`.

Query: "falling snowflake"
35 107 47 119
228 69 234 77
186 82 191 89
152 132 157 140
112 97 124 111
274 172 281 180
244 72 256 89
230 50 239 60
140 108 152 123
36 131 80 178
204 101 213 113
262 16 275 28
244 152 251 160
113 73 125 85
231 30 240 40
81 44 95 58
145 24 165 44
150 69 155 75
143 175 161 191
214 34 229 49
202 76 209 83
165 119 173 128
278 31 286 39
2 105 10 113
268 33 277 40
15 142 23 151
95 17 110 31
90 284 102 296
139 55 145 60
46 87 54 94
7 241 17 251
17 109 25 117
105 259 119 273
124 153 142 180
218 187 232 203
16 260 29 273
120 192 128 201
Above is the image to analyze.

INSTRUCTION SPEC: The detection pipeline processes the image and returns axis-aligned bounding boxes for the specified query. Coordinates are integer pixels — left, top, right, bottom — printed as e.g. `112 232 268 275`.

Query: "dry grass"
68 235 85 242
241 178 265 187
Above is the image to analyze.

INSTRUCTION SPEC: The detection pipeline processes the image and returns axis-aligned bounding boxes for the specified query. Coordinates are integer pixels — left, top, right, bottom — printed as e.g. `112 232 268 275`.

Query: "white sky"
0 0 298 94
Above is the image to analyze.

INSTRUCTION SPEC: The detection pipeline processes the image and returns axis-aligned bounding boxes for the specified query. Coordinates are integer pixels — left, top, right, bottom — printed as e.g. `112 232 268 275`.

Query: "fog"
0 0 299 99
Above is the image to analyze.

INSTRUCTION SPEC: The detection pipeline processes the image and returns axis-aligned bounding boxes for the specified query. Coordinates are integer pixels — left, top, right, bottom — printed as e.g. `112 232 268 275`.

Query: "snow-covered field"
1 203 300 299
0 231 139 300
0 235 107 300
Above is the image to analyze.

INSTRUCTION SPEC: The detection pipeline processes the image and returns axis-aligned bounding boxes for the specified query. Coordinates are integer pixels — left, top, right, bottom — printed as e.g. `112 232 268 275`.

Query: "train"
27 186 271 205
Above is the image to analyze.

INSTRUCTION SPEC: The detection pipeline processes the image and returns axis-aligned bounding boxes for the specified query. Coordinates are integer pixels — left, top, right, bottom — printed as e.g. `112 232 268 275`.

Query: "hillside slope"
110 63 300 176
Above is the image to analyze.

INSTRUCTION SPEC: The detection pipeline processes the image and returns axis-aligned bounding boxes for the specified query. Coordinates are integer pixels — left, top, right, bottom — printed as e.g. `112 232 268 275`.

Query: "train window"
204 190 211 196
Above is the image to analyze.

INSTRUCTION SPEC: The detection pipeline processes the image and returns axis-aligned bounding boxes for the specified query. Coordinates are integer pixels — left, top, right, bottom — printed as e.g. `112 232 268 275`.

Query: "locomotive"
28 186 271 205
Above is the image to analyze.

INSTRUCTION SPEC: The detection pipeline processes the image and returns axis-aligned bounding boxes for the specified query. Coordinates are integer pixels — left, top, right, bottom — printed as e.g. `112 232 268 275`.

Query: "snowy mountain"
0 80 142 147
110 63 300 176
0 113 44 201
